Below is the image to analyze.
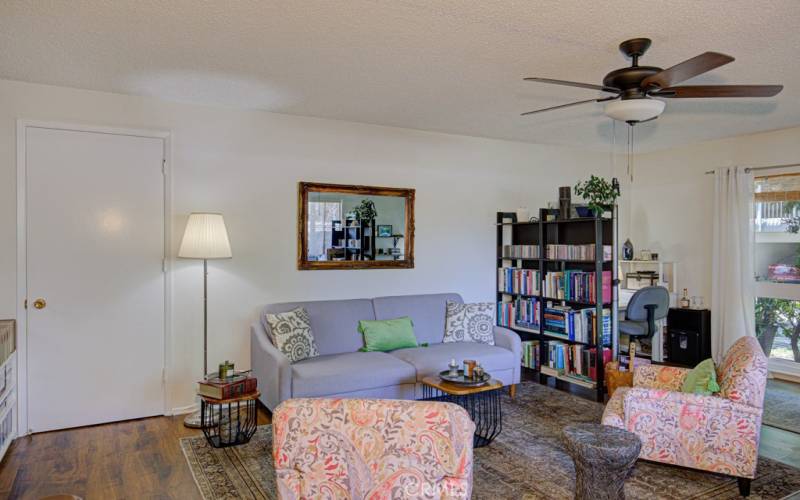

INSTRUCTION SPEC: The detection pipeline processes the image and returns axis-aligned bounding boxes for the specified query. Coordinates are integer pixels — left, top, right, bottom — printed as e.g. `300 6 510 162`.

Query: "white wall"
0 79 602 411
619 126 800 304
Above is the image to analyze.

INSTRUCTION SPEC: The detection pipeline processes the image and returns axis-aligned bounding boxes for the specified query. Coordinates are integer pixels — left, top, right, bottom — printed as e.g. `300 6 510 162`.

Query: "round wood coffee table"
421 376 503 447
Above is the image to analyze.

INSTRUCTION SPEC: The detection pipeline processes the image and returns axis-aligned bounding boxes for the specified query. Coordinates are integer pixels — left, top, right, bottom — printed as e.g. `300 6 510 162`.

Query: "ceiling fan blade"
651 85 783 98
641 52 735 89
520 96 617 116
524 77 620 94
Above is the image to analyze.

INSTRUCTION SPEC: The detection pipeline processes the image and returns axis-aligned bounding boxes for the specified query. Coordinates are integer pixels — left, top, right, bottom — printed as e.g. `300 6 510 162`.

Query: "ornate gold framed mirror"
298 182 415 270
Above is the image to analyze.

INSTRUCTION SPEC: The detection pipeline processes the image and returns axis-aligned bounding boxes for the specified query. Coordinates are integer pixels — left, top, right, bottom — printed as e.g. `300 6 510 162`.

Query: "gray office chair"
620 286 670 339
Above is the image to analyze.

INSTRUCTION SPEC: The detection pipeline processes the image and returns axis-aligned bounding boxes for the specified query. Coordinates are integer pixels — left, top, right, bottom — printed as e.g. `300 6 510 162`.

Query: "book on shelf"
497 297 541 331
542 305 611 345
543 270 612 304
545 244 612 261
544 341 611 382
521 340 540 370
198 375 257 400
498 267 540 295
502 245 540 259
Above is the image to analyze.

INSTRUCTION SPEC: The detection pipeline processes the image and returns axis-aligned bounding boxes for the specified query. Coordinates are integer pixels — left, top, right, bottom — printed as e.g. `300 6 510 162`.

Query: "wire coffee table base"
422 378 502 448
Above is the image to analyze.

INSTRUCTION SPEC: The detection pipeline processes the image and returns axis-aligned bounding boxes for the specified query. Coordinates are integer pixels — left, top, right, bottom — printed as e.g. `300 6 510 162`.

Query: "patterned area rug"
763 379 800 435
180 382 800 499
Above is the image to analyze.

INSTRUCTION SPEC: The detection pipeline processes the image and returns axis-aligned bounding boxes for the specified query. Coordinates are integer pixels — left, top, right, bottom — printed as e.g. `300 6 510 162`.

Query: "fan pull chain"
611 119 616 177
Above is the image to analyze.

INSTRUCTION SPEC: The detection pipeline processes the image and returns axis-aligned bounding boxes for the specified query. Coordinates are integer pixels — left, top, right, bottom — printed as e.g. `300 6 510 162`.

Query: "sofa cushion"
262 299 375 356
358 317 418 352
291 351 417 397
443 301 495 345
388 342 515 382
264 307 319 363
372 293 463 345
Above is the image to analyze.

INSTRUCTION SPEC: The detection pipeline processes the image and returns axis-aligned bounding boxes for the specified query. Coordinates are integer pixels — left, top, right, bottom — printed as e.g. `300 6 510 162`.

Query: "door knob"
33 298 46 310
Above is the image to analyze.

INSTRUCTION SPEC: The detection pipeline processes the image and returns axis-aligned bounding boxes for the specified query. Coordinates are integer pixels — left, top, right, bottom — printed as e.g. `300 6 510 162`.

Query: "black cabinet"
666 308 711 367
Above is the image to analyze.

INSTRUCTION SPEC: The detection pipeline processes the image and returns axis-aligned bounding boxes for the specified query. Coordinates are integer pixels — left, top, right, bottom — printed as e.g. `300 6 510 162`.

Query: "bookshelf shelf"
496 208 618 403
510 325 540 334
542 297 611 307
499 292 540 299
539 366 597 389
541 217 612 224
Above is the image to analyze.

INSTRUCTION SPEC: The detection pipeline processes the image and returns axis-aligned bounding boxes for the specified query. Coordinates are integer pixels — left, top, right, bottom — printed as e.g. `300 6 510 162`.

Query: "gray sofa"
251 292 522 410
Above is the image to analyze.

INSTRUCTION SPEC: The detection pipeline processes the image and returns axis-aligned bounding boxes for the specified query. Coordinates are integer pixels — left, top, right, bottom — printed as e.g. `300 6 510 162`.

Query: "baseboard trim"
169 402 199 416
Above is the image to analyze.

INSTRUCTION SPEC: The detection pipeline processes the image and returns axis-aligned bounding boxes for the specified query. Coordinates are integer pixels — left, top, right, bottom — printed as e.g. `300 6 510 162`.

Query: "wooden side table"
421 376 503 447
200 390 260 448
605 361 634 397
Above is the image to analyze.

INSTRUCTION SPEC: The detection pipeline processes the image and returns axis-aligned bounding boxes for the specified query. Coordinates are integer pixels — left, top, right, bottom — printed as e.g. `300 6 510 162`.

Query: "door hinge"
162 158 166 175
162 258 167 273
23 299 27 310
162 368 166 383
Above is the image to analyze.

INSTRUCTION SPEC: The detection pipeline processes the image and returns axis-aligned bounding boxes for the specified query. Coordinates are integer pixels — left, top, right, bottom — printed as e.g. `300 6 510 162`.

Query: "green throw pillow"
681 358 721 395
358 317 418 352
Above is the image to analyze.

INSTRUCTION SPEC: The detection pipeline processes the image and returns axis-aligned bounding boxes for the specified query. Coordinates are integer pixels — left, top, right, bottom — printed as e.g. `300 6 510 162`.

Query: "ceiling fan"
521 38 783 124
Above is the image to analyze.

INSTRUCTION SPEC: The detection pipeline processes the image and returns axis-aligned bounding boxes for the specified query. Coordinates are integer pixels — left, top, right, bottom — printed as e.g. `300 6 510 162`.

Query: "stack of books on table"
198 373 257 400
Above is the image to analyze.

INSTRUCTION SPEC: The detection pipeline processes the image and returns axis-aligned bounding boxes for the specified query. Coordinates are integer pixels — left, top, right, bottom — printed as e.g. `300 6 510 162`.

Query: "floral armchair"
602 336 768 497
272 398 475 499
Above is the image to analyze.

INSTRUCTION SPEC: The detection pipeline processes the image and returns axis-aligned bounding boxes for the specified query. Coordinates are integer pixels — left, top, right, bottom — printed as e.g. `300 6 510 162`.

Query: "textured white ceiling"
1 0 799 152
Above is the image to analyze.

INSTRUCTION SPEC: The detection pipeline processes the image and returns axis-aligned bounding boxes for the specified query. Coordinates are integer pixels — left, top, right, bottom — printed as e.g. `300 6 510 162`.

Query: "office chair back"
626 286 670 322
622 286 670 339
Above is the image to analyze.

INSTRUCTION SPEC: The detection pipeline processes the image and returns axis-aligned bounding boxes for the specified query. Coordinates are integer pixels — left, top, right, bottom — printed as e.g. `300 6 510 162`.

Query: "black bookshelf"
331 218 376 261
496 208 618 402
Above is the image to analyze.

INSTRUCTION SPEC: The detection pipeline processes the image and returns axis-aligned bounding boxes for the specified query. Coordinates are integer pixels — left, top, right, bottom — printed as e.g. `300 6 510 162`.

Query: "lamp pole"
203 258 208 376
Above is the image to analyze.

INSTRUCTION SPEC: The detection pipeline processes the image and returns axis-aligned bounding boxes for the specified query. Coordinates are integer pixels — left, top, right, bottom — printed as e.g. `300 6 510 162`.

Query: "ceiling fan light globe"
604 98 665 123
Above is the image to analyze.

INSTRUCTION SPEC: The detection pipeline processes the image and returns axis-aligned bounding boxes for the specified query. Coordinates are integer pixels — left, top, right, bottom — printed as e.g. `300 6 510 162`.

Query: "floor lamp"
178 212 232 428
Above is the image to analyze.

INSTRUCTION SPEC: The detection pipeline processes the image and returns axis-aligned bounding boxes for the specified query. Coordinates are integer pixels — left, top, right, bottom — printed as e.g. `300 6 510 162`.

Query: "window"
307 201 342 260
754 172 800 372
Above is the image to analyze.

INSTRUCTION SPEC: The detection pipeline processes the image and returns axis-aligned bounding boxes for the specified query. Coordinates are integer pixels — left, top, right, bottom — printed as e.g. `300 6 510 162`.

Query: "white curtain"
711 166 755 361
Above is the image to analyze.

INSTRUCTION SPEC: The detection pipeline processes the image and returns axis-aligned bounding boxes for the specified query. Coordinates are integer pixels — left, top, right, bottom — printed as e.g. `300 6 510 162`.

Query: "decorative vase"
622 239 634 261
559 186 571 220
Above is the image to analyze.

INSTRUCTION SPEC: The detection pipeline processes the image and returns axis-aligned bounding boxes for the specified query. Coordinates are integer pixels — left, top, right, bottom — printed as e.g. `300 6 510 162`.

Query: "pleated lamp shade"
178 213 232 259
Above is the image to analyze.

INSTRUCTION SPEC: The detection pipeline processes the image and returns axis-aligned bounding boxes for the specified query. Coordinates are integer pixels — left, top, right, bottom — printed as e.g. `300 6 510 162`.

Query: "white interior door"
25 126 166 433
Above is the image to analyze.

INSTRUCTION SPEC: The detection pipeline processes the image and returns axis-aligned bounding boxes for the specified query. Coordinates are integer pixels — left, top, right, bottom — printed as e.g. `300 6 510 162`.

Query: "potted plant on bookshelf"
574 176 620 217
353 199 378 222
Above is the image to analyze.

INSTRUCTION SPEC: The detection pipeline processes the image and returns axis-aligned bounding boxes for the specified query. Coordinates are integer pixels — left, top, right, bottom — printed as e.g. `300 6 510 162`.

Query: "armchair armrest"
250 322 292 410
494 326 521 384
633 364 691 391
622 387 761 478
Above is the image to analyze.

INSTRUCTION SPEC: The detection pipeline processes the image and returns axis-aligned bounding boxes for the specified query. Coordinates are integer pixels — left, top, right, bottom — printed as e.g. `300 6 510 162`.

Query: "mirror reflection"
307 193 405 262
298 183 414 270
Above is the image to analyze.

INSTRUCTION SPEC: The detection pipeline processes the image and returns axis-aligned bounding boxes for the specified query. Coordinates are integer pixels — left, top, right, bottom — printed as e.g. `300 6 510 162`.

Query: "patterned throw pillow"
264 308 320 363
443 301 495 345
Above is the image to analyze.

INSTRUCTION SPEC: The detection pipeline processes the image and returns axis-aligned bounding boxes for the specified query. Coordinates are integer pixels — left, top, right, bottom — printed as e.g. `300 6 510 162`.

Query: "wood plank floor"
1 382 799 499
0 408 271 500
